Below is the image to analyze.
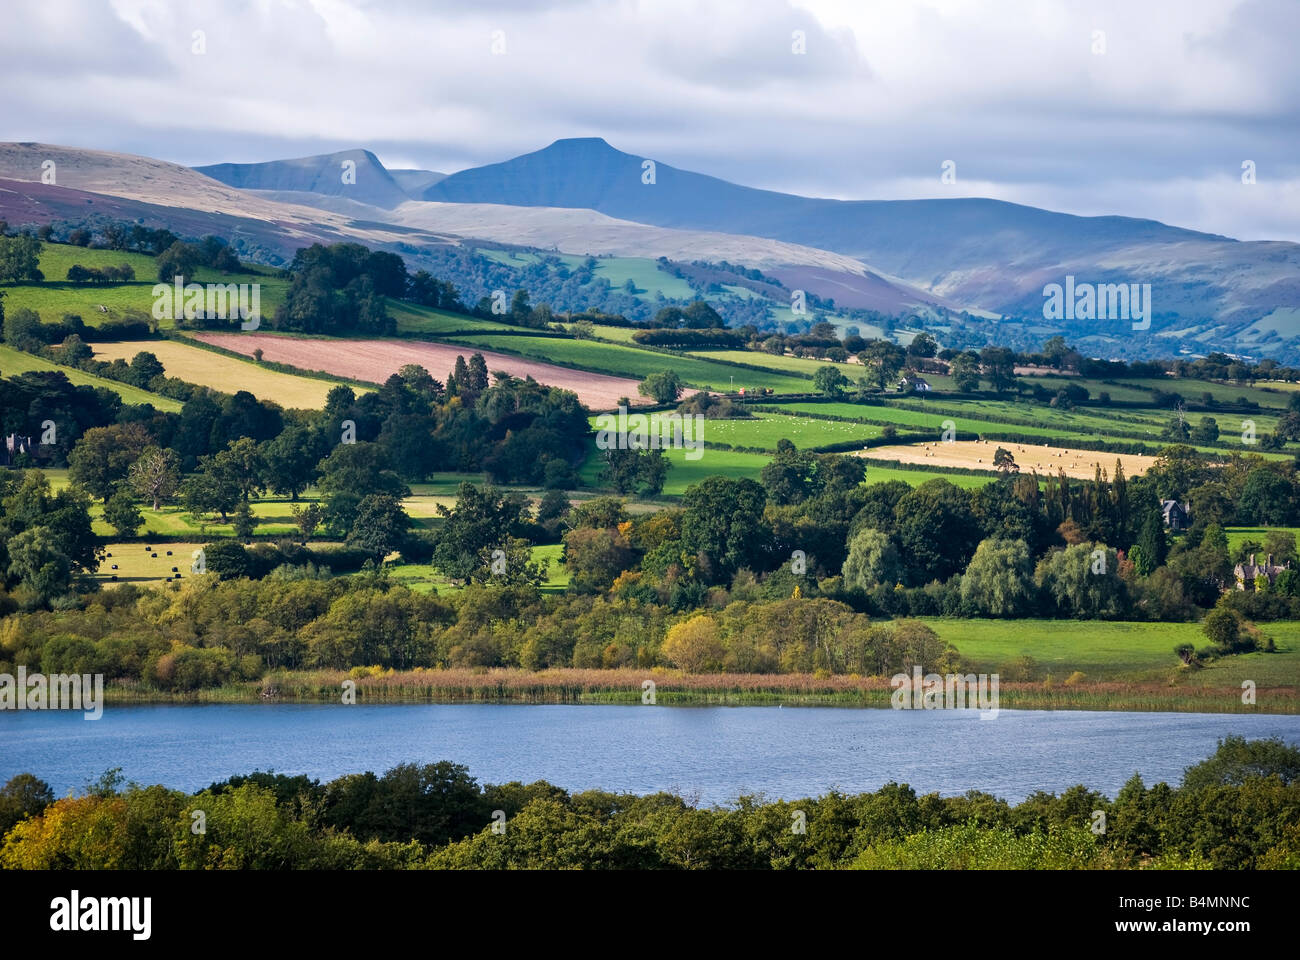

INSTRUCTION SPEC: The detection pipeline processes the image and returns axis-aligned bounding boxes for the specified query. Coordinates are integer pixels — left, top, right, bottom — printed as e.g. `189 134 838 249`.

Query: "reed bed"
98 670 1299 713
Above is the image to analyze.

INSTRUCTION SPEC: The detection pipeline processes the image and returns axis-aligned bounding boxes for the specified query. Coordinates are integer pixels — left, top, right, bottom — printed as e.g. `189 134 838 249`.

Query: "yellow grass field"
92 340 360 409
97 542 207 586
858 440 1159 479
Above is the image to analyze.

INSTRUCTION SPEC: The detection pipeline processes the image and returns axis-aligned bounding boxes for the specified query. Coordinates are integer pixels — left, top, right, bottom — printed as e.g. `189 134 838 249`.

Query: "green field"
765 307 885 340
592 257 697 300
688 349 856 377
1020 374 1293 411
389 300 519 335
768 397 1292 457
476 248 586 271
446 333 812 393
2 243 288 327
579 444 769 494
389 544 569 595
587 411 883 451
578 440 994 495
0 344 183 411
924 617 1300 687
1224 527 1300 552
589 324 644 344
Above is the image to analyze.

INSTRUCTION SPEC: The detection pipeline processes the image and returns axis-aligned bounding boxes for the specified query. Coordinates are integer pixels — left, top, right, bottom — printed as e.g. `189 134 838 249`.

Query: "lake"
3 704 1299 806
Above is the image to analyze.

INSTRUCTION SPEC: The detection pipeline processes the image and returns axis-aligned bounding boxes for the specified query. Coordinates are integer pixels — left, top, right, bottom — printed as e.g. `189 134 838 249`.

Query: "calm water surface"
3 704 1299 806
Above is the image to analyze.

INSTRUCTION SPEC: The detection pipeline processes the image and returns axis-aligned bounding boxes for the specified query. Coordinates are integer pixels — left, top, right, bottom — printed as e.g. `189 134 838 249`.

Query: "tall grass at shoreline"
94 668 1299 713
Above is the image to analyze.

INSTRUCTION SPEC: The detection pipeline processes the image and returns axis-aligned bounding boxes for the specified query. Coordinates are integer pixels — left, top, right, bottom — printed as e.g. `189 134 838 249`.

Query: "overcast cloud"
3 0 1297 240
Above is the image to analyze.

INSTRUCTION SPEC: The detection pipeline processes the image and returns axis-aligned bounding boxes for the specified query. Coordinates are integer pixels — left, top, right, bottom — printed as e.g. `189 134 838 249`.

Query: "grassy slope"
0 344 183 411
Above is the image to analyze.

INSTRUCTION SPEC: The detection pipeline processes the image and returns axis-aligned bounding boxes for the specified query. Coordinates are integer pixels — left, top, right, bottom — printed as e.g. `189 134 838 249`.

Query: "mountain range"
2 137 1297 360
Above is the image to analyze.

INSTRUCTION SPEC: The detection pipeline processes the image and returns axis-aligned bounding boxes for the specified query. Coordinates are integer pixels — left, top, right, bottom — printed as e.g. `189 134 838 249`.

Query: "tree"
841 528 902 591
600 447 671 496
949 352 981 392
68 423 152 501
291 502 324 541
859 340 905 390
128 446 181 510
1263 529 1297 566
103 489 144 537
432 483 533 583
262 424 323 501
232 501 256 539
212 437 266 504
960 538 1036 616
0 774 54 837
660 615 725 672
0 235 43 282
563 525 636 593
7 527 72 605
681 476 771 583
203 541 250 580
979 347 1018 392
992 447 1018 473
127 352 165 387
638 370 684 404
760 439 817 506
1134 510 1168 574
906 332 937 361
316 442 410 535
893 479 982 585
346 494 411 562
1041 335 1070 369
155 241 199 283
1190 416 1220 444
1181 736 1300 790
1238 467 1296 526
813 365 849 398
1034 542 1128 618
1202 607 1244 653
182 460 240 522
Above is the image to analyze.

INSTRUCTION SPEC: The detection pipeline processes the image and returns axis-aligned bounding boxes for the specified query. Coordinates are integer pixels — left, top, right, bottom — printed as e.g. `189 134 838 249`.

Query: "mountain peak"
546 136 615 148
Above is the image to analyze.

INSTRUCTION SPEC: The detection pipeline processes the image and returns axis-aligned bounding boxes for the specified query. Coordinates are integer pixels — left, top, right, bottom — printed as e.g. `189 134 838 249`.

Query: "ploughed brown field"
193 333 649 410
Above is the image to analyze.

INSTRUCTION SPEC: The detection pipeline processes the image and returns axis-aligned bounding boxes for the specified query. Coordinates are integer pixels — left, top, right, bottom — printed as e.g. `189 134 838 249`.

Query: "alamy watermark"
890 665 999 718
1042 276 1151 331
594 406 704 461
0 668 103 719
152 276 261 329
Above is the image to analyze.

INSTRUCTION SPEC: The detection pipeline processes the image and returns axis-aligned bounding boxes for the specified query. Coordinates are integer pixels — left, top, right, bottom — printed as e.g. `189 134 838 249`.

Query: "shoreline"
88 669 1299 714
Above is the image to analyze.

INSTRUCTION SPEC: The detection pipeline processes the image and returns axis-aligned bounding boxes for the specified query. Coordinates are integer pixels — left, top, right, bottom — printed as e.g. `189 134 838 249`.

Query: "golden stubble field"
93 340 352 409
859 439 1159 479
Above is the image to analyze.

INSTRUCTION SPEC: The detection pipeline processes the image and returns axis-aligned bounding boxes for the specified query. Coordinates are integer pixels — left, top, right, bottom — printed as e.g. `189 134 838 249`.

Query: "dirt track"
859 440 1158 479
194 334 647 410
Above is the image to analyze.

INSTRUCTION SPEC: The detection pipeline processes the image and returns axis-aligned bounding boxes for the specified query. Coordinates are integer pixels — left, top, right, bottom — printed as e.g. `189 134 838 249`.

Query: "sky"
4 0 1298 241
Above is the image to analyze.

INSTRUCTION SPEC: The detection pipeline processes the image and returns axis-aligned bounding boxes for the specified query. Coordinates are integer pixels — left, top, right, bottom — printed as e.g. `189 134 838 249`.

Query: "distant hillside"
389 168 446 194
421 138 1300 356
195 149 412 209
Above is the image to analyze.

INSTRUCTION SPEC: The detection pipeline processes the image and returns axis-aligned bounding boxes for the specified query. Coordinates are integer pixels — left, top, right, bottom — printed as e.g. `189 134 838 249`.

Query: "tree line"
2 737 1296 869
